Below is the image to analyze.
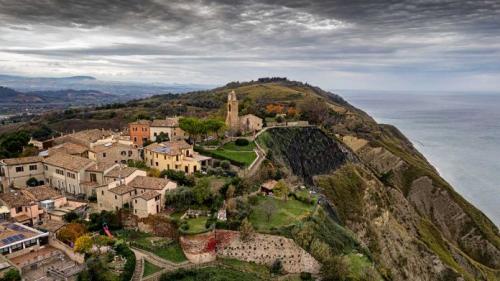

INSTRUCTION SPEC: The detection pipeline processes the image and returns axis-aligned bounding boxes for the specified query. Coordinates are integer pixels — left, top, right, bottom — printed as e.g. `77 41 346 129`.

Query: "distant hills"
0 86 119 104
0 74 212 98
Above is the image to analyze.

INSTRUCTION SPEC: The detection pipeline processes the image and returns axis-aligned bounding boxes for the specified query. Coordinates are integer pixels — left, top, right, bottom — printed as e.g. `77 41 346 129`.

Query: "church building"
225 90 263 134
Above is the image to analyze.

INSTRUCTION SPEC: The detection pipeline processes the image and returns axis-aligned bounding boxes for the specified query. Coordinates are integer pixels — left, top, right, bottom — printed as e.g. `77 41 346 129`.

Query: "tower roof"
228 90 237 101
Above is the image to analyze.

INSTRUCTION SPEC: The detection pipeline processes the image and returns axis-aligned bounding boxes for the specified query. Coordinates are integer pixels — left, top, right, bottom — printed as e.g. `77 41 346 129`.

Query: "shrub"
115 243 136 281
26 177 41 187
270 259 283 275
235 138 249 146
220 160 231 170
0 269 21 281
248 195 259 205
161 169 195 187
321 256 350 281
63 211 79 223
300 272 313 280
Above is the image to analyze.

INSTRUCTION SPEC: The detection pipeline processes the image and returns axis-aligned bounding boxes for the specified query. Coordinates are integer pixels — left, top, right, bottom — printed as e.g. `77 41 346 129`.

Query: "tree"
179 117 204 145
74 235 93 253
204 119 225 138
239 218 254 241
0 269 21 281
26 177 41 187
262 199 277 222
63 211 79 223
273 180 289 201
225 185 235 199
270 259 283 274
57 223 87 245
299 97 330 125
321 256 350 281
156 132 169 143
192 178 212 205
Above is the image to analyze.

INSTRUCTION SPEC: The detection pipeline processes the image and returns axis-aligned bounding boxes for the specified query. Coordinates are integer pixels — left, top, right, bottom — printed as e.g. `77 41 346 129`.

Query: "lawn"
115 230 187 263
197 141 257 167
248 196 316 232
143 260 162 277
210 150 257 166
221 141 256 151
182 216 210 234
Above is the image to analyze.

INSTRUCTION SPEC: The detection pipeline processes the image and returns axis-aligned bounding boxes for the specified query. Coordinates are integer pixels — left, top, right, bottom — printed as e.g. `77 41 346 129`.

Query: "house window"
155 162 158 167
101 190 104 195
193 166 197 172
44 165 48 170
185 166 188 173
121 151 126 156
15 166 24 173
90 173 97 182
128 151 132 157
164 155 166 160
115 195 117 200
154 133 157 136
102 153 107 158
56 169 64 175
135 200 137 204
176 155 179 161
67 172 76 179
134 137 137 142
15 206 22 213
29 165 37 171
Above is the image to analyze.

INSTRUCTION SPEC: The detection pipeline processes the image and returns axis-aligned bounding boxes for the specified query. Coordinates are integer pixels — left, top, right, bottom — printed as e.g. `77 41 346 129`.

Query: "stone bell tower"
225 90 239 132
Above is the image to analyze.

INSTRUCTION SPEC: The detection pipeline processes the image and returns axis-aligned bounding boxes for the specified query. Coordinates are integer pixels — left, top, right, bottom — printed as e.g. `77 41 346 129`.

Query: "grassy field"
221 141 256 151
184 217 210 234
115 230 187 263
143 260 162 277
161 258 275 281
248 196 315 232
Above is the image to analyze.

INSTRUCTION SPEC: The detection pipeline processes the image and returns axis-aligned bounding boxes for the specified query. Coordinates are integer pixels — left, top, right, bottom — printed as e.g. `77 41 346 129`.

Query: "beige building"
54 129 117 149
47 142 89 158
225 90 263 134
144 141 211 174
96 174 175 217
150 118 187 142
0 156 45 190
132 191 162 218
89 142 140 164
43 153 95 196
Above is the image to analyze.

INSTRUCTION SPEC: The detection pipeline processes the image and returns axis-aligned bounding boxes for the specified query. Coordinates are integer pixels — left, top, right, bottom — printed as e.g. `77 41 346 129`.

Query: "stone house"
96 174 176 216
43 153 96 196
129 120 151 146
150 118 187 142
47 142 89 158
239 114 263 132
54 129 117 149
144 140 212 174
0 191 42 225
260 180 278 195
132 191 162 218
88 142 140 164
0 156 45 190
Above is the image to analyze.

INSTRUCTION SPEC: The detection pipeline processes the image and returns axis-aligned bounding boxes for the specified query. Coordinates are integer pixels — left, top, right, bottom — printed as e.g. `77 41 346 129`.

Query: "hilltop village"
0 90 319 281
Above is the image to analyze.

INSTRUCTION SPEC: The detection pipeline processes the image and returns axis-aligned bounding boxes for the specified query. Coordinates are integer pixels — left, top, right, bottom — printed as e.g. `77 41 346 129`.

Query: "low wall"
49 237 85 264
179 230 320 274
179 230 217 264
216 230 320 274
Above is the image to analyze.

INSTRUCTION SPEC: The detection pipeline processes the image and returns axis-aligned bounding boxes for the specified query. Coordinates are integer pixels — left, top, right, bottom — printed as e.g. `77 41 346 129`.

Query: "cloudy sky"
0 0 499 91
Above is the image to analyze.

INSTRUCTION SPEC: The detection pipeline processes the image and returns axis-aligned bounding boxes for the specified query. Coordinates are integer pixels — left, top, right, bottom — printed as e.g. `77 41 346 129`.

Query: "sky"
0 0 499 91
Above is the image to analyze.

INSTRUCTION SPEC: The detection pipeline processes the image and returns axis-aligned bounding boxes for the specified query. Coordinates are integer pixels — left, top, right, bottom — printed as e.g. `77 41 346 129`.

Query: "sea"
338 90 500 227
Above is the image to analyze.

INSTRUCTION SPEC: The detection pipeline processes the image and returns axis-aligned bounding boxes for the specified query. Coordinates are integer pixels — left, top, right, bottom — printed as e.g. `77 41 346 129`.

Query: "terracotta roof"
86 161 118 173
1 156 43 166
134 190 160 201
48 142 88 155
145 140 191 156
261 180 278 190
0 192 33 208
91 142 134 153
108 185 136 195
23 185 62 201
69 129 114 143
151 118 179 127
104 166 138 178
128 176 171 190
130 120 151 126
43 152 95 172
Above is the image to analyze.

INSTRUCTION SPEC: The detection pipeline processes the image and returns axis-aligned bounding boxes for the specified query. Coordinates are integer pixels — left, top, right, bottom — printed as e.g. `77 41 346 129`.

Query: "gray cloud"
0 0 499 90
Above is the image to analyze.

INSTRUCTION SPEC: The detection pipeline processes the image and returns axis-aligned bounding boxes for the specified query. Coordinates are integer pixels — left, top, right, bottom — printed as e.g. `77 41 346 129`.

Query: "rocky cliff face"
257 100 499 280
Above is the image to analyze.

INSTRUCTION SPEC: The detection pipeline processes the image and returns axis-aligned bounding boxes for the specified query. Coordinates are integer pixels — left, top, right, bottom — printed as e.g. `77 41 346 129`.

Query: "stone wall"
49 237 85 264
216 230 320 274
179 230 321 274
179 230 217 264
